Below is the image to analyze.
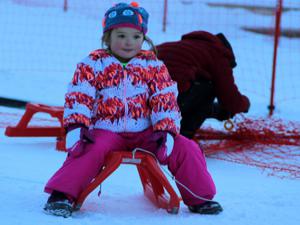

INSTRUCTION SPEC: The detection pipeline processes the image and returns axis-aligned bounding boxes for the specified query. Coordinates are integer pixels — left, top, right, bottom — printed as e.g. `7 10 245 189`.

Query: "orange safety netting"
195 115 300 179
2 111 300 178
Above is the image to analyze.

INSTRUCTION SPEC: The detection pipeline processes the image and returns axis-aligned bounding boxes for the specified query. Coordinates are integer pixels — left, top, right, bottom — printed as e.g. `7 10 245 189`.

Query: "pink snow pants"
44 128 216 206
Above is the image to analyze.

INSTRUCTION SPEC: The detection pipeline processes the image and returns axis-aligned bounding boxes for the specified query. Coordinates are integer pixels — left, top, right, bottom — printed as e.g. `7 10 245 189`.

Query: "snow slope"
1 115 300 225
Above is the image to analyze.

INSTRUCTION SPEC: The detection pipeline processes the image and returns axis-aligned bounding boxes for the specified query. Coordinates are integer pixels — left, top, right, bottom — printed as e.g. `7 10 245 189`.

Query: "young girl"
44 2 222 217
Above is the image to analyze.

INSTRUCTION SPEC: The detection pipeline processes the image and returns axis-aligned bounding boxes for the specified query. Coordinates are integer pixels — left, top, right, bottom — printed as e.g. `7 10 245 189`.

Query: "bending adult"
157 31 250 138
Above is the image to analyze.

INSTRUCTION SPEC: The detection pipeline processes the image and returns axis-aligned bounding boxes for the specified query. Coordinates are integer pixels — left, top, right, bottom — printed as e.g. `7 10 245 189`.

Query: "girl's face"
109 27 144 62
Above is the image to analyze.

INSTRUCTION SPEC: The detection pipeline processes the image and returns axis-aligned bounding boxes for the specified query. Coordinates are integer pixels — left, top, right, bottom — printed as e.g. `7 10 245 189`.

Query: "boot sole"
44 202 73 218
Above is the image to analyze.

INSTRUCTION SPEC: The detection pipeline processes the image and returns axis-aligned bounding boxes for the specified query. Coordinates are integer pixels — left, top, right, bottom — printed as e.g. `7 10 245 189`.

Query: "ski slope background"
0 0 300 225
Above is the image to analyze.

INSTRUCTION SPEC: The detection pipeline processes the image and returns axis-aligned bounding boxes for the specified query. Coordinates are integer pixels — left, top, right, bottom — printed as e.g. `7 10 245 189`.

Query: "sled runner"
4 103 66 150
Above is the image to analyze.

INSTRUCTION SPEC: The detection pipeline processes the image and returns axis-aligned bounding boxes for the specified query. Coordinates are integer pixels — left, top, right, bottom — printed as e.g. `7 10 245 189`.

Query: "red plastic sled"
73 151 181 214
4 103 66 150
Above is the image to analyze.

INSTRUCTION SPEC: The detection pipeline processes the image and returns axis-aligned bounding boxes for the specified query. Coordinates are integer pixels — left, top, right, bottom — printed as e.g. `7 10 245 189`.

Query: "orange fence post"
269 0 283 116
163 0 168 32
63 0 68 12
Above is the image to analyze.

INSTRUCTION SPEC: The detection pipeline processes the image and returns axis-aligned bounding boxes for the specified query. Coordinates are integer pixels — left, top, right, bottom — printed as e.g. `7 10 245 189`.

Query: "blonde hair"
101 30 157 55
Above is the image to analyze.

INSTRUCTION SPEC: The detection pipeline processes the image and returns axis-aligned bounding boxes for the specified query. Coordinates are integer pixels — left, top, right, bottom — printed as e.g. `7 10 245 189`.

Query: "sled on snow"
4 103 66 150
4 102 181 214
74 150 181 214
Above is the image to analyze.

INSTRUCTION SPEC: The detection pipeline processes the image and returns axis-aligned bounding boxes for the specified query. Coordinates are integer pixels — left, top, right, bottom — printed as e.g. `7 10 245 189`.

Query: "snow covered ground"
1 111 300 225
0 0 300 225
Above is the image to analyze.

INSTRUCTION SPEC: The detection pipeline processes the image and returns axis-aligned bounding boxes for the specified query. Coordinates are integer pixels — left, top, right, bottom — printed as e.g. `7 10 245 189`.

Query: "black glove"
210 102 232 121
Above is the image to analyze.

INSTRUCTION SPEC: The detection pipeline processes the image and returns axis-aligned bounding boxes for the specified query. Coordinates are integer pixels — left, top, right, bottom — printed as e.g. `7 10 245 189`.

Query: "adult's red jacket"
156 31 250 115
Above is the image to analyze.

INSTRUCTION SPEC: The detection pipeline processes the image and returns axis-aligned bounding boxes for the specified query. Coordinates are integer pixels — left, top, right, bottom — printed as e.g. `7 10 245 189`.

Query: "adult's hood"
181 31 235 62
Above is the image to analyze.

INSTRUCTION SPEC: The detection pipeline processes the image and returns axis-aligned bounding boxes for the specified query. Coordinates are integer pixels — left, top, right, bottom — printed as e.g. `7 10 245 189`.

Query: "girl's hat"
102 2 149 34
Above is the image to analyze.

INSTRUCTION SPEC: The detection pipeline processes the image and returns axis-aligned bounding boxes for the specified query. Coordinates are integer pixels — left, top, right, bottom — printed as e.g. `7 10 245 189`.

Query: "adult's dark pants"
177 79 215 139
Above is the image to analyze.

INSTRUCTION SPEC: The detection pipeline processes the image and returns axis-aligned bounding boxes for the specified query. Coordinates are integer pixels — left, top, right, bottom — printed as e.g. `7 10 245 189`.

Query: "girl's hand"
165 133 175 157
152 131 174 164
66 127 94 158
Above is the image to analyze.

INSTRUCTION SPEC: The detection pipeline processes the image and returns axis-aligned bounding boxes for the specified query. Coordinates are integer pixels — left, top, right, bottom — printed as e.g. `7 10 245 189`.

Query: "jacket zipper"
123 65 128 132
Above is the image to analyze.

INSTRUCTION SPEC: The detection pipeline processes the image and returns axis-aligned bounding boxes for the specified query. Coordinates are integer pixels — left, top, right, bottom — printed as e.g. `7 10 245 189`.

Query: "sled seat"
73 151 181 214
4 103 66 151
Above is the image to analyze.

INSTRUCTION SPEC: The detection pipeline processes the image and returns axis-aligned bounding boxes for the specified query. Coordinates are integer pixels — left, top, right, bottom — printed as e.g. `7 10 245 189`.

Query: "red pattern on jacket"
63 49 181 136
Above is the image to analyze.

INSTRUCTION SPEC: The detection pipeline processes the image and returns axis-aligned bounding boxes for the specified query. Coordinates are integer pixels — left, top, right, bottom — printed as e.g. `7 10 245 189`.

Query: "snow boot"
188 201 223 215
44 191 73 218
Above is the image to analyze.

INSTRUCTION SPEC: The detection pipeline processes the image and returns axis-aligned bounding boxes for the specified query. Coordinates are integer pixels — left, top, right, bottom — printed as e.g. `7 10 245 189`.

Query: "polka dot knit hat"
102 2 149 34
